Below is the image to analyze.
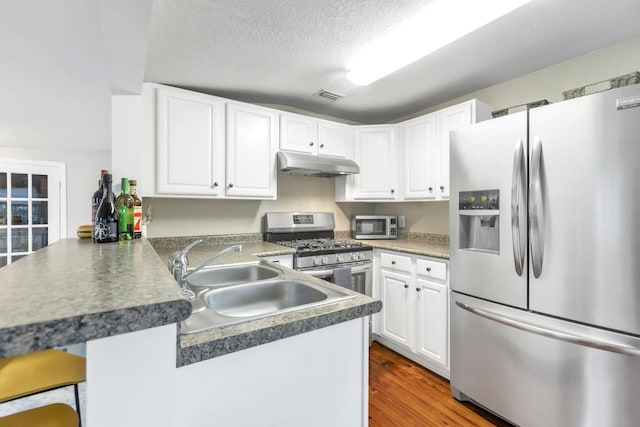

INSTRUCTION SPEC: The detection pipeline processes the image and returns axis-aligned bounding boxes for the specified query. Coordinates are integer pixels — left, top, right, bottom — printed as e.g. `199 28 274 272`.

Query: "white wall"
0 1 114 237
145 175 373 237
386 35 640 235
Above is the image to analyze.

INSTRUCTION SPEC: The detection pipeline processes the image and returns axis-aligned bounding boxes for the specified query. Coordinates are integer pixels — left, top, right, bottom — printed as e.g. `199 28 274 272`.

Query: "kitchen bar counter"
151 239 381 367
0 238 191 358
0 235 380 365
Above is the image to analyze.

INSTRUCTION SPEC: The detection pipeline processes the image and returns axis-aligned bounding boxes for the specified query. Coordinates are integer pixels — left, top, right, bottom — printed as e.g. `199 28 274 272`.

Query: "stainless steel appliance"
449 84 640 426
264 212 373 296
351 215 397 239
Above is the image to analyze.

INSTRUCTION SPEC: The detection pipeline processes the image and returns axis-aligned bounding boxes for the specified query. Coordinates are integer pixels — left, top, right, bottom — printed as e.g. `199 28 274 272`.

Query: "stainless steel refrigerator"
449 84 640 426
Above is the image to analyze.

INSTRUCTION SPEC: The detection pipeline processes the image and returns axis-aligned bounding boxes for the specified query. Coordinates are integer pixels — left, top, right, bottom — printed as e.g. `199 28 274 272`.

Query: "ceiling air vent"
314 89 345 101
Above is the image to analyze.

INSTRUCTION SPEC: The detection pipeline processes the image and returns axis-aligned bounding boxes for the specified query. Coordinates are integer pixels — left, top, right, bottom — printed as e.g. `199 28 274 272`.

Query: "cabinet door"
226 103 278 199
156 88 225 196
280 113 317 154
402 114 437 200
415 278 448 367
437 103 472 199
353 126 397 200
380 269 412 347
317 120 351 158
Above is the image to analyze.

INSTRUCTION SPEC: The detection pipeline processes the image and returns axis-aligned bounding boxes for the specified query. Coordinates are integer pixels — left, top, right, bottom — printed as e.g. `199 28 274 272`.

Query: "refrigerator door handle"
456 301 640 357
530 137 545 278
511 139 526 276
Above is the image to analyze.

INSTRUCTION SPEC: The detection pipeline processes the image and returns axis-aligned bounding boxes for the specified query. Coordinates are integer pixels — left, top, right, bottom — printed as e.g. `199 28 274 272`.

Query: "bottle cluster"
91 170 143 243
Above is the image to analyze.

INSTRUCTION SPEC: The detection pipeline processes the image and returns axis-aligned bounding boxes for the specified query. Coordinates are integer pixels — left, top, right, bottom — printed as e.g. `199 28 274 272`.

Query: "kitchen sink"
204 280 328 317
180 264 356 334
186 263 281 287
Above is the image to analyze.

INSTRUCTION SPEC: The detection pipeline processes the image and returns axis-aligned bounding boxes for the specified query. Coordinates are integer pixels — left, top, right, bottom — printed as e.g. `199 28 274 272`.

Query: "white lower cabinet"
379 269 412 347
374 249 450 378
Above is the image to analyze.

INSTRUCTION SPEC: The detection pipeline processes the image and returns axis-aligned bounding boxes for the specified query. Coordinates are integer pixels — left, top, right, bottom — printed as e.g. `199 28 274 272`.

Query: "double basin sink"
180 261 355 334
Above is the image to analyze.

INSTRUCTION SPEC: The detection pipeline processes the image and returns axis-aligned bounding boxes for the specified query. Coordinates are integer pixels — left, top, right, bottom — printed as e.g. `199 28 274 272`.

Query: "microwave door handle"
511 139 526 276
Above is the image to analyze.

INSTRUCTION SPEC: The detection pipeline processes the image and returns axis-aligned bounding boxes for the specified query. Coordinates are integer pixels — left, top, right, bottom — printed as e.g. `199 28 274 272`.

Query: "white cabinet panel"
353 126 397 200
317 120 351 158
225 103 278 199
156 88 225 196
403 114 437 200
416 278 447 364
437 103 472 199
280 114 317 154
380 270 412 346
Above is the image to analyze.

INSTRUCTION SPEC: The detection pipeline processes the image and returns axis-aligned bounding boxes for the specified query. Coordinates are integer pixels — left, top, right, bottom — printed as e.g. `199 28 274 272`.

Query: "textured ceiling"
145 0 640 123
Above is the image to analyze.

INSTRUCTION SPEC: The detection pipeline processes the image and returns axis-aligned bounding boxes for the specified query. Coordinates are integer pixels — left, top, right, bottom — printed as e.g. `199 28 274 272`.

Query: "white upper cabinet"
402 114 437 200
436 102 473 199
279 113 317 154
317 120 352 158
279 112 351 158
400 99 492 201
352 126 398 200
113 83 279 200
226 103 278 199
156 88 225 196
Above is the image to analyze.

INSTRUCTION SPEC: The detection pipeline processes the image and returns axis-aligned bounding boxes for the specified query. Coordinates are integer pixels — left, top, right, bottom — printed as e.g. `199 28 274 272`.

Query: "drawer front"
380 252 413 273
417 258 447 281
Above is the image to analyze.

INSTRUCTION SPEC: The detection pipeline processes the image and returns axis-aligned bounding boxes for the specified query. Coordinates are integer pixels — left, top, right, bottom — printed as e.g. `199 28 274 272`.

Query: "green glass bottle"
115 178 134 240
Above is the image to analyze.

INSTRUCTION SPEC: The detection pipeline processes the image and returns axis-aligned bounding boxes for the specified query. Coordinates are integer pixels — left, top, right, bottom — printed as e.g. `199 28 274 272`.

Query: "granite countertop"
340 232 450 259
0 238 191 358
150 238 381 367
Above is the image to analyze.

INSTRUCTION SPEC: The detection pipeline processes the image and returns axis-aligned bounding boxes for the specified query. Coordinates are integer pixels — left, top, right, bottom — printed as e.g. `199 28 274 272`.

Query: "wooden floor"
369 343 513 426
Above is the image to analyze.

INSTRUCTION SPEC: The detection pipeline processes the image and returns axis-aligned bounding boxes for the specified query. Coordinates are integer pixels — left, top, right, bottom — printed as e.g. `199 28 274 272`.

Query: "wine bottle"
129 179 142 239
91 169 109 242
115 178 134 241
94 174 119 243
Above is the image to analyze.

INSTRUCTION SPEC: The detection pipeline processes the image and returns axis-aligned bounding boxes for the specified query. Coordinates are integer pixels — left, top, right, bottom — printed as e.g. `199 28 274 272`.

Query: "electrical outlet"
398 215 405 228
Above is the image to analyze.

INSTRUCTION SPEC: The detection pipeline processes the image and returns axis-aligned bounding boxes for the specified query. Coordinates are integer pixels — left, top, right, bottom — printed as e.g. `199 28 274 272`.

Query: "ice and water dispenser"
458 189 500 254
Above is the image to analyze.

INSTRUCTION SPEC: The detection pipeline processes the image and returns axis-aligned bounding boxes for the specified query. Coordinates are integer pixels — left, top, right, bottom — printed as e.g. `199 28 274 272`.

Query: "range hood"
277 151 359 177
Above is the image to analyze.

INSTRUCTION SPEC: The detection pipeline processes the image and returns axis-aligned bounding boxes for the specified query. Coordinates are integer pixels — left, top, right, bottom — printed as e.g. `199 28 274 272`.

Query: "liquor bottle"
115 178 134 241
129 179 143 239
94 174 119 243
91 169 109 242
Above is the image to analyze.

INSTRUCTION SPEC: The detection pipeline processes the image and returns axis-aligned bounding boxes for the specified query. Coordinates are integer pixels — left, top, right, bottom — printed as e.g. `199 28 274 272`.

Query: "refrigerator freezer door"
450 112 528 308
529 84 640 335
451 292 640 427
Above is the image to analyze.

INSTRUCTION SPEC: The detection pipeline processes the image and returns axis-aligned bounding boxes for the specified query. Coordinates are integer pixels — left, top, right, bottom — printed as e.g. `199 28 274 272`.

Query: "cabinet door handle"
428 187 433 191
440 185 445 190
211 182 219 188
416 288 421 292
390 189 395 194
320 143 324 148
228 183 234 188
391 261 396 265
309 142 315 146
426 267 432 272
404 284 409 289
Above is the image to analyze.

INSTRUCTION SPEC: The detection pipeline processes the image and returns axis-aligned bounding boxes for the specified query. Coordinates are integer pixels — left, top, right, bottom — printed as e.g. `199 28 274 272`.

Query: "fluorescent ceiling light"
346 0 532 86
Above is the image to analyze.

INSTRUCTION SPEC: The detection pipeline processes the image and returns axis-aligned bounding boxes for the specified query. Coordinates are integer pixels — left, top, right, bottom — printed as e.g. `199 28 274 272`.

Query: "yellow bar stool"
0 349 86 426
0 403 78 427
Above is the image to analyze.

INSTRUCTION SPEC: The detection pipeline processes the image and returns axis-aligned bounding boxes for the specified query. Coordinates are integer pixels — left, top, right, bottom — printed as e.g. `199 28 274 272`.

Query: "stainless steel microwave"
351 215 398 239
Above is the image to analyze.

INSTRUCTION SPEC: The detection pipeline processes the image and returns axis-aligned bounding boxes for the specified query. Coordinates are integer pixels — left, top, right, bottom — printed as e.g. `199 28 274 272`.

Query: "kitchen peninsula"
0 238 380 426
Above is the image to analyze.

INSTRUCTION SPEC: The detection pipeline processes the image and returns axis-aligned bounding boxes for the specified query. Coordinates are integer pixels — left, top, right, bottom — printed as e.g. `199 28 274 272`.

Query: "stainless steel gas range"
263 212 373 297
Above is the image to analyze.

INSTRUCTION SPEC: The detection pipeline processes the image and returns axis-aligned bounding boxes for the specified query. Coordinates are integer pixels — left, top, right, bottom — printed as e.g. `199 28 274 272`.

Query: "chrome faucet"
183 244 243 279
168 241 243 301
168 239 203 300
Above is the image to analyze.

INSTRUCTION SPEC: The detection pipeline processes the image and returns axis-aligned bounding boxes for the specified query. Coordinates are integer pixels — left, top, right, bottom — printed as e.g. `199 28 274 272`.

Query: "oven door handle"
304 269 335 277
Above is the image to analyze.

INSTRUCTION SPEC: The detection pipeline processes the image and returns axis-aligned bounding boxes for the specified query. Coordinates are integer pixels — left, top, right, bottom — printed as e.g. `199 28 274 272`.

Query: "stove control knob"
350 253 357 261
359 253 367 261
313 257 322 266
336 255 344 263
322 256 329 265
